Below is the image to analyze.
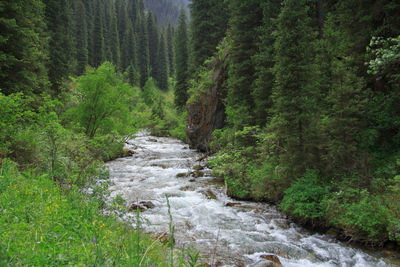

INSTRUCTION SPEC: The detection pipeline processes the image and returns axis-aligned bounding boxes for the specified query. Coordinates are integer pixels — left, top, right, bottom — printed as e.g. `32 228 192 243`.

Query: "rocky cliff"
186 50 228 151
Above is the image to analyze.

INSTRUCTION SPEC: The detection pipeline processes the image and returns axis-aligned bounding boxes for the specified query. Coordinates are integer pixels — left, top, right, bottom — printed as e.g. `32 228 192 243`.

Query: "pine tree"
109 2 121 68
269 0 321 179
92 0 105 68
127 0 138 26
147 12 160 83
121 22 136 71
137 14 150 87
225 0 264 128
44 0 74 93
73 0 88 76
174 8 189 108
252 1 281 126
0 0 48 95
83 0 95 67
158 32 169 91
166 22 175 77
189 0 228 70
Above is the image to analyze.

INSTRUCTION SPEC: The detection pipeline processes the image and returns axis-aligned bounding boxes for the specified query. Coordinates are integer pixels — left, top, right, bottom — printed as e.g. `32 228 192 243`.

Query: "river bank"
107 132 400 266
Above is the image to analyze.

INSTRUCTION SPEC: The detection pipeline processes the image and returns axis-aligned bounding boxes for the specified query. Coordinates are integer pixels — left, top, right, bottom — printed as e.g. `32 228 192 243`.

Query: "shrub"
280 170 329 222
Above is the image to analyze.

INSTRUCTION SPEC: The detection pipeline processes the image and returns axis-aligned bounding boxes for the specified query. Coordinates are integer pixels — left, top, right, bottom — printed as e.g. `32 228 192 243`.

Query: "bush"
280 170 330 222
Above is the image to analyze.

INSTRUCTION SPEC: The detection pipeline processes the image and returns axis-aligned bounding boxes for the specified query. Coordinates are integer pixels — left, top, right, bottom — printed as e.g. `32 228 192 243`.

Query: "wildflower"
92 237 97 243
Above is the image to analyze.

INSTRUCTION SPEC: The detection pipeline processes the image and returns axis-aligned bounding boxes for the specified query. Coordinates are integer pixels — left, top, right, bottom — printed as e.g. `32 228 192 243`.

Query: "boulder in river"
200 189 217 200
259 255 282 267
123 147 135 156
139 201 155 209
128 203 146 212
176 172 188 178
226 202 241 207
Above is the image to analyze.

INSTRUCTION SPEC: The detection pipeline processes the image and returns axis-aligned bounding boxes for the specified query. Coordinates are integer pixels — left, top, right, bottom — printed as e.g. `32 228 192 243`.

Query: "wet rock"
151 163 167 169
252 262 275 267
192 171 204 178
128 203 146 212
326 228 339 237
274 220 290 230
193 164 203 171
147 138 158 142
123 147 135 156
226 202 241 207
176 172 188 178
189 178 196 182
139 201 155 209
186 44 228 152
200 189 217 200
260 255 282 267
180 185 196 191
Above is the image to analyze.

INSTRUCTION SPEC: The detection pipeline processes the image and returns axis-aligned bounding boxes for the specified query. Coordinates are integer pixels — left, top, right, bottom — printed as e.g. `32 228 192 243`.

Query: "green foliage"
280 170 329 221
174 8 189 109
65 62 133 138
0 159 170 266
0 0 48 95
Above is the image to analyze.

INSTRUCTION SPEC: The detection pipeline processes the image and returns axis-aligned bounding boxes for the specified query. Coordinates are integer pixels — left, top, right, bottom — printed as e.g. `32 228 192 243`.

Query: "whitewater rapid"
106 132 396 266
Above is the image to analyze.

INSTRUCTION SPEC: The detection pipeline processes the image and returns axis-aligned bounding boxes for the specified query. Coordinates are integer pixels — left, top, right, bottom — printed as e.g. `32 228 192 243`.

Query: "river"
106 132 398 266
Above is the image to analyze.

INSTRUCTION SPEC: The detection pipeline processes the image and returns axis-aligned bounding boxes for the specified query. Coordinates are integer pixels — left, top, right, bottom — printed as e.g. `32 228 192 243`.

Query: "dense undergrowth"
0 62 188 265
209 126 400 246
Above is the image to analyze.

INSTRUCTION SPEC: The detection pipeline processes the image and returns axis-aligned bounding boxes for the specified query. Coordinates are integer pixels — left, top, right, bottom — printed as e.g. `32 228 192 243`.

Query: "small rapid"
106 132 397 266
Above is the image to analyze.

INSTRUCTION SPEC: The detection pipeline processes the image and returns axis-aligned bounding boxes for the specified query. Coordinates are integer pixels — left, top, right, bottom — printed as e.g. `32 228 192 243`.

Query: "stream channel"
106 132 399 266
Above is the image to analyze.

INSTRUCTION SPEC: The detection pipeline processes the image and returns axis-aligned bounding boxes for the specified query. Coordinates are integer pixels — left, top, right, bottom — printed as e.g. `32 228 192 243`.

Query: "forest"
1 0 400 265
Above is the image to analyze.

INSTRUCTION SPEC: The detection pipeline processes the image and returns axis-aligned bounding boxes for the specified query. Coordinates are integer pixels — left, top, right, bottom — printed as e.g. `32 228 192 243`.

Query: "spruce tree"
73 0 88 76
225 0 263 128
174 8 189 108
269 0 321 179
44 0 74 93
0 0 48 95
109 2 121 68
92 0 105 68
166 22 175 77
252 1 281 126
147 12 160 83
158 32 169 91
137 14 150 87
121 22 136 71
189 0 228 70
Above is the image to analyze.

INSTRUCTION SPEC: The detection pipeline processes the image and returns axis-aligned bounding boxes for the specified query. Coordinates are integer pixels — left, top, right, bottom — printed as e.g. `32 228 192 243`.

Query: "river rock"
123 147 135 156
192 171 204 178
128 203 146 212
260 255 282 267
151 163 167 169
176 172 188 178
226 202 241 207
193 164 204 171
139 201 155 209
186 43 228 152
200 189 217 200
180 185 196 191
147 138 158 142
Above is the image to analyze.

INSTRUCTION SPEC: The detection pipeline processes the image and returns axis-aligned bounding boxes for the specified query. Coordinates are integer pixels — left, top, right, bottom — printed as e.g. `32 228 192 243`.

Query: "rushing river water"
106 132 398 267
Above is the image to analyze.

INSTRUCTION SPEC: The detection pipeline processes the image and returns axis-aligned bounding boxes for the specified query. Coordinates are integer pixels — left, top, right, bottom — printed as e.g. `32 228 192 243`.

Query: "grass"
0 159 171 266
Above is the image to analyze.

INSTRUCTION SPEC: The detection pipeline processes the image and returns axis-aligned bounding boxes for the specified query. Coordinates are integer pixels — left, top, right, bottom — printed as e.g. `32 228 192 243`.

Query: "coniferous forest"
1 0 400 265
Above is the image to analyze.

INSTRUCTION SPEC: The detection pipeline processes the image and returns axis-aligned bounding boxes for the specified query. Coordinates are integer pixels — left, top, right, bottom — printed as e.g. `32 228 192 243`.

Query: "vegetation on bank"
0 61 186 265
187 0 400 246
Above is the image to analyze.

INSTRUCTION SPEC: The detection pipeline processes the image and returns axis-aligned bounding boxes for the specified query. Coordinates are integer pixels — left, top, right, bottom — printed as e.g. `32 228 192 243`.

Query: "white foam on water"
106 133 395 266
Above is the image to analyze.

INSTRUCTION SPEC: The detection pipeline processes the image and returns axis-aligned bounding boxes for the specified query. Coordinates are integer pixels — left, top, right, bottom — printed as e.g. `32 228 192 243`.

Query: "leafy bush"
280 170 329 222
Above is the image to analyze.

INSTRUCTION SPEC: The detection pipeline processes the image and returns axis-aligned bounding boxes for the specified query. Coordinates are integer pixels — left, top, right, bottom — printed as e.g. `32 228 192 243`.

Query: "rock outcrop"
186 48 228 152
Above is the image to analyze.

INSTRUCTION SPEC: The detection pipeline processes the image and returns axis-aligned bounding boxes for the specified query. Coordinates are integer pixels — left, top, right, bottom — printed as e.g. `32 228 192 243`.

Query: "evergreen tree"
158 32 169 91
109 2 121 68
269 0 321 179
225 0 264 128
137 15 150 87
0 0 48 95
174 8 189 108
127 0 138 26
44 0 74 93
252 1 281 126
73 0 88 76
147 12 160 83
166 22 175 77
83 0 95 67
121 22 136 71
116 0 129 55
189 0 228 70
92 0 105 67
